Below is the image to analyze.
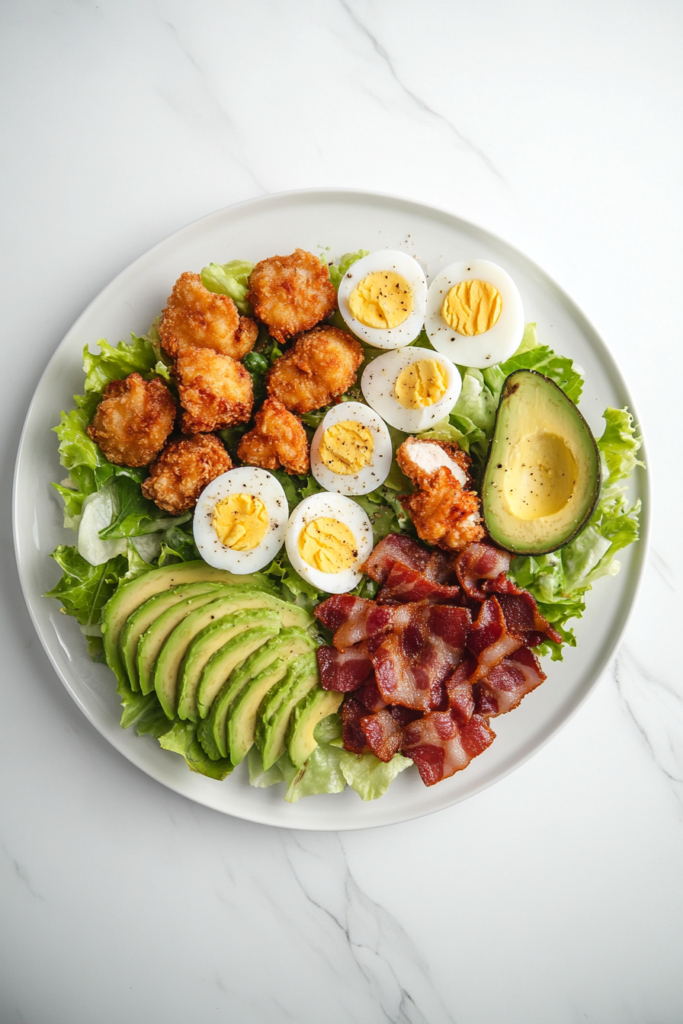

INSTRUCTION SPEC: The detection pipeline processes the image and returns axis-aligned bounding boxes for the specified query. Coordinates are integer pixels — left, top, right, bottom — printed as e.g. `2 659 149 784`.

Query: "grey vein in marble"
337 0 505 183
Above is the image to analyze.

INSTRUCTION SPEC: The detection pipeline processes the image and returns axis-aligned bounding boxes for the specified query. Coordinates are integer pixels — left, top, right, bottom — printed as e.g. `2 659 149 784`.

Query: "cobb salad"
46 246 643 802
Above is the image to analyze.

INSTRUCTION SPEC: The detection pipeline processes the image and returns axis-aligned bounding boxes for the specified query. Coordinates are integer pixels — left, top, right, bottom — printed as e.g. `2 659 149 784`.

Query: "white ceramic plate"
13 189 649 831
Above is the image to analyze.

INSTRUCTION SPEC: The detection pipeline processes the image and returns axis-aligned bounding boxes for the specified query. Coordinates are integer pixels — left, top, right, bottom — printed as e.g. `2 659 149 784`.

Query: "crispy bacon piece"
361 533 454 586
496 592 563 647
354 679 387 713
315 596 396 651
455 542 515 600
473 648 546 717
401 711 495 786
317 645 374 692
342 698 369 755
360 708 404 762
466 597 524 685
445 658 477 727
377 561 462 605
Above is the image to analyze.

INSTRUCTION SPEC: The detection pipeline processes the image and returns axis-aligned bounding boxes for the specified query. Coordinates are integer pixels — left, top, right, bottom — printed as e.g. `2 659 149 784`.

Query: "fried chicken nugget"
87 372 176 467
175 345 253 434
247 248 337 344
397 437 485 551
159 272 258 360
266 325 364 415
142 433 232 514
237 397 309 475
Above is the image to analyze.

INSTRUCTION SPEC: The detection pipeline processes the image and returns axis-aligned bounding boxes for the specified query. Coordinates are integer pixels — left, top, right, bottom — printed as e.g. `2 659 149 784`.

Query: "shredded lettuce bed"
46 250 643 799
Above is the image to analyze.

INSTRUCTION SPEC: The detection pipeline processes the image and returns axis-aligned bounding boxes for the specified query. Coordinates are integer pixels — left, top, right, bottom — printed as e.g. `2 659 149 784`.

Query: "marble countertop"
2 2 681 1021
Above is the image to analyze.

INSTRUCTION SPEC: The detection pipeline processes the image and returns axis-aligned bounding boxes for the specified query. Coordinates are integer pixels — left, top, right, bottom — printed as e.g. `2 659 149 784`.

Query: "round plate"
13 189 649 830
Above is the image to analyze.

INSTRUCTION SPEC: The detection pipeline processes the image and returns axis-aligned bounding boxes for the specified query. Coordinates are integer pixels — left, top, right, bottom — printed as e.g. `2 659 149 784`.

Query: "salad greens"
46 250 643 801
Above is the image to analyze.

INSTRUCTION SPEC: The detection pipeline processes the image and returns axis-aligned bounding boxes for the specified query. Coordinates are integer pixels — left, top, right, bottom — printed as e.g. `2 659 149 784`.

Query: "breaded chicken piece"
142 433 232 514
237 397 309 475
397 437 485 551
175 345 253 434
266 325 364 415
247 248 337 344
159 272 258 360
87 372 176 467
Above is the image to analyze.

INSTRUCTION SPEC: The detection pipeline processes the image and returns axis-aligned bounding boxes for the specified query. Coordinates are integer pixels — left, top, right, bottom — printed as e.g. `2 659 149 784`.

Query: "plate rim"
13 186 651 831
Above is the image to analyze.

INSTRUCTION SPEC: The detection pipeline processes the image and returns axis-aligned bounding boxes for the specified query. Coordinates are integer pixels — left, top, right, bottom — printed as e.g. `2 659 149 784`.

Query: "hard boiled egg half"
425 259 524 368
361 347 461 432
194 467 287 572
285 492 374 594
310 401 392 496
337 250 427 349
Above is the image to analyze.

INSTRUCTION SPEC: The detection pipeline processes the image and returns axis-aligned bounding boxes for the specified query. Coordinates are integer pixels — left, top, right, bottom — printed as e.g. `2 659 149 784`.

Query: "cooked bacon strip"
445 657 477 727
317 645 374 692
354 678 387 713
361 533 455 586
455 542 514 600
377 560 462 606
342 698 369 754
401 711 495 786
371 605 471 711
473 648 546 717
496 592 563 647
466 596 524 684
360 708 404 762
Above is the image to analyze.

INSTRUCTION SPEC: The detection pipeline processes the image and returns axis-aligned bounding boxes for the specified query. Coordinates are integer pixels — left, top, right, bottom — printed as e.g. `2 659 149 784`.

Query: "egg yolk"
442 279 502 336
394 359 448 409
211 493 269 551
320 420 374 476
349 271 413 329
298 517 357 573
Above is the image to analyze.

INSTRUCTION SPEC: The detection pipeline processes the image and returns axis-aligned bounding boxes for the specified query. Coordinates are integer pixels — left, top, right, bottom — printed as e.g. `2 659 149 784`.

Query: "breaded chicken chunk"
159 271 258 360
397 437 485 552
175 345 253 434
247 248 337 344
87 372 176 467
142 433 232 514
266 325 364 415
237 397 309 475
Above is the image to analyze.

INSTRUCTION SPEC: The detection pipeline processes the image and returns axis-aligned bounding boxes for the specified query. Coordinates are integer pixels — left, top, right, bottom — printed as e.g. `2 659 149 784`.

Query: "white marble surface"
1 1 682 1021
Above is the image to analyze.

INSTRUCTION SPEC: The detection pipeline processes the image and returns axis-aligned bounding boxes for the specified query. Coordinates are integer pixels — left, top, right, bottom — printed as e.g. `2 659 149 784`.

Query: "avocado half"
482 369 600 555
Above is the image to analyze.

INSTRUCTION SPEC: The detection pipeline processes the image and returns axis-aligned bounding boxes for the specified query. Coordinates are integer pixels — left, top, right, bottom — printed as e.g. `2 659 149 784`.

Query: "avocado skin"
287 689 343 768
256 653 319 771
482 369 601 556
198 629 317 761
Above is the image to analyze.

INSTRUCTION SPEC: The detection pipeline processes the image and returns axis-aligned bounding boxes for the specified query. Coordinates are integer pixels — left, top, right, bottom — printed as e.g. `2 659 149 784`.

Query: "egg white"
285 492 374 595
193 467 288 573
310 401 393 496
337 250 427 350
360 347 462 432
425 259 524 368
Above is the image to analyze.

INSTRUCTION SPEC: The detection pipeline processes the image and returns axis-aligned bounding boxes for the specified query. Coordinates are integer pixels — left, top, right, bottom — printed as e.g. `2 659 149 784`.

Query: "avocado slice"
137 586 262 696
121 582 225 691
198 629 317 761
287 689 344 768
102 560 270 686
482 370 601 555
176 608 281 721
256 653 319 771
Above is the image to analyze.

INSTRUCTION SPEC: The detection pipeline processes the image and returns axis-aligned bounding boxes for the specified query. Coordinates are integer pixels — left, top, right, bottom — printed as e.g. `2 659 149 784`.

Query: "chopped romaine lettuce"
328 250 369 291
340 749 413 800
201 259 255 315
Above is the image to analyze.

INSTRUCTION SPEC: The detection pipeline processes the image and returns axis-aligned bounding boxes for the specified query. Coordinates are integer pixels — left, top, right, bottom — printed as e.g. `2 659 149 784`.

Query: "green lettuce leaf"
45 546 128 629
98 475 189 539
340 750 413 800
201 260 255 315
83 335 163 393
247 745 286 787
282 741 346 802
328 250 369 291
159 721 234 779
158 521 200 566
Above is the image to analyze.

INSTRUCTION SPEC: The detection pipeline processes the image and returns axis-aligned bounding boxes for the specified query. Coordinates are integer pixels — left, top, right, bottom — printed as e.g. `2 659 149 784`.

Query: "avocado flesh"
153 589 293 718
198 629 317 760
177 609 281 721
137 587 262 696
256 653 319 771
121 583 224 692
287 689 344 768
102 560 269 686
482 370 600 555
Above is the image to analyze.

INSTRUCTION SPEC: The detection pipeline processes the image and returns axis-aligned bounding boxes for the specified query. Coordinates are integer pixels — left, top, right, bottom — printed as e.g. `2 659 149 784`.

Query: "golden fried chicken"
142 433 232 514
87 372 176 467
237 397 309 475
397 437 486 551
159 271 258 360
266 325 364 415
247 248 337 344
175 345 253 434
